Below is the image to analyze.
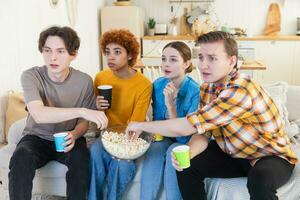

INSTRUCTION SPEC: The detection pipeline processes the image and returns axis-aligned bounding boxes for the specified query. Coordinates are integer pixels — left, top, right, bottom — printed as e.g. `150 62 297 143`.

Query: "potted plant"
147 18 156 36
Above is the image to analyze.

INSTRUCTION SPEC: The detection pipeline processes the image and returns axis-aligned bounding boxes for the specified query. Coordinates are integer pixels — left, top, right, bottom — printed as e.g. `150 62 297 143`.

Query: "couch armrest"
7 118 26 145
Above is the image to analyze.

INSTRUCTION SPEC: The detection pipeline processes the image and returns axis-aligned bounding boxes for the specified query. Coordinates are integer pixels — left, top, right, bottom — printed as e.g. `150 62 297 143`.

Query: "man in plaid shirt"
126 31 297 200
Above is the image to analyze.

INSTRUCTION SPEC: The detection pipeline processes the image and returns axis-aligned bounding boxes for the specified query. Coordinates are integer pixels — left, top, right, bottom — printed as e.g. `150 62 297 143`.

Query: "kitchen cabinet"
142 36 300 85
254 41 296 85
142 39 195 57
142 39 196 66
292 42 300 85
100 6 144 69
142 37 265 80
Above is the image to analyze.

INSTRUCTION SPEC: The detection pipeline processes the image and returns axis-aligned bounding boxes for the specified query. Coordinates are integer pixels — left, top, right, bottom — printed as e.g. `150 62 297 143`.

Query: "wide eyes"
161 57 178 63
42 48 66 55
198 54 217 62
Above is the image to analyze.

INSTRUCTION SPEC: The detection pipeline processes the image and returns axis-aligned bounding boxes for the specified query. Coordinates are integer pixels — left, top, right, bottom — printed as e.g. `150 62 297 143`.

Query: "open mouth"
50 64 59 69
164 70 171 75
108 63 115 67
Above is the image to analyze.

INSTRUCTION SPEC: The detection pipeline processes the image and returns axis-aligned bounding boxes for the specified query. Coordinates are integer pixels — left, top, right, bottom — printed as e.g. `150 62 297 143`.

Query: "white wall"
107 0 300 35
1 0 299 141
0 0 105 141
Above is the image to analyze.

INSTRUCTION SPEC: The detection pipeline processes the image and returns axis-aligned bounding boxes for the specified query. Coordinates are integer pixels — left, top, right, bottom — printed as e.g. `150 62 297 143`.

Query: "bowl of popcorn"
100 126 152 160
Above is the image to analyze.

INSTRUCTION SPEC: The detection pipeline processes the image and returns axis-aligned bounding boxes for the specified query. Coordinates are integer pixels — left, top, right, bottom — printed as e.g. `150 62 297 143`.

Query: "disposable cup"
154 133 164 141
54 132 68 152
97 85 113 109
172 145 190 169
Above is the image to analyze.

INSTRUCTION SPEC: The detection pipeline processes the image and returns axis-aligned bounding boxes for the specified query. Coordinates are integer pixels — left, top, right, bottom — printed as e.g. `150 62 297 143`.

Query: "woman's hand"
96 96 110 110
171 152 183 171
163 82 178 108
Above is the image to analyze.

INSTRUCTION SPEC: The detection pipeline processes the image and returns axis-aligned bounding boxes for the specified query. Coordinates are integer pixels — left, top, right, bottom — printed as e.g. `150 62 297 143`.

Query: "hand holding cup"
97 85 112 109
172 145 191 170
96 96 110 110
63 132 76 152
171 152 183 171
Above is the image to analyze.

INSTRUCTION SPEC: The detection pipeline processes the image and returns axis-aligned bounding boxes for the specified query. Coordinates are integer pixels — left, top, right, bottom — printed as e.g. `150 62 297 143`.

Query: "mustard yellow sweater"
94 69 152 127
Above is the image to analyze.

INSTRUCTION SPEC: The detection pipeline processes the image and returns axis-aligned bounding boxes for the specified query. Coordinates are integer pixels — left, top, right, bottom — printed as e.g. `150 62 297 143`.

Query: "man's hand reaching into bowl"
125 122 144 139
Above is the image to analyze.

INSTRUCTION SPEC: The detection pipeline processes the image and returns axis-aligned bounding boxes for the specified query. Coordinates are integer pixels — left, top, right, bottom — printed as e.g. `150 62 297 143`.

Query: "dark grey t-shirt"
21 66 96 141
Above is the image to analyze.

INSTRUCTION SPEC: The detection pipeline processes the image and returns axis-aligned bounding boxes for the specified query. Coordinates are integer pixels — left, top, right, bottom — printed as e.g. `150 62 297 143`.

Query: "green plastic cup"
172 145 190 169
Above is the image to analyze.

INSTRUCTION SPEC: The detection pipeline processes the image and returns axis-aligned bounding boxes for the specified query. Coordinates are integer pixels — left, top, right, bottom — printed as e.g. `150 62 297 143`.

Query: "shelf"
169 0 214 2
134 59 266 71
143 35 300 41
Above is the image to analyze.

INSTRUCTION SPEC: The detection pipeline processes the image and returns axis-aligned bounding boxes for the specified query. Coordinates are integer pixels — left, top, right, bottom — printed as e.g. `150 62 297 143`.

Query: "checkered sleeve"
187 86 252 134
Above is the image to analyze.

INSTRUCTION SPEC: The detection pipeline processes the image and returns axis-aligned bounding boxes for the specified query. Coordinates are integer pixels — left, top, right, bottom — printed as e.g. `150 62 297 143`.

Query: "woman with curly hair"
88 29 152 200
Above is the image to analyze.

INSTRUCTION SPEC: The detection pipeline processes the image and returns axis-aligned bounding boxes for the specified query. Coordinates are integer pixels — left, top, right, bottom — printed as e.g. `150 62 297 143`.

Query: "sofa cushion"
286 85 300 121
7 118 26 145
263 82 289 124
0 145 17 169
5 91 27 142
263 82 299 141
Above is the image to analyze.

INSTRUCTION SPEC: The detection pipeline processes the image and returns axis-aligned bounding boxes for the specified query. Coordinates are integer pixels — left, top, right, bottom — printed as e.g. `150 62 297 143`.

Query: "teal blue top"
152 76 200 144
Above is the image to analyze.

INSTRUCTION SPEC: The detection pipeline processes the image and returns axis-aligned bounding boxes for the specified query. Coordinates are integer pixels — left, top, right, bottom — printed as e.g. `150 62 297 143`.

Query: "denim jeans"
9 135 89 200
88 140 136 200
165 143 183 200
140 138 172 200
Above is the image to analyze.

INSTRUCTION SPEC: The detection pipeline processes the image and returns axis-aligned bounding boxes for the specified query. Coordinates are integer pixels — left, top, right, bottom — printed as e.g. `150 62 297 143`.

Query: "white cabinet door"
143 40 165 58
101 6 144 69
142 39 196 69
254 41 294 85
142 39 195 59
292 42 300 85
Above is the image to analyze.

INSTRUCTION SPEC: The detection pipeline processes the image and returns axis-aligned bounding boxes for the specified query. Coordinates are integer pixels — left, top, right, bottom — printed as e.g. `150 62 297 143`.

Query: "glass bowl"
100 126 152 160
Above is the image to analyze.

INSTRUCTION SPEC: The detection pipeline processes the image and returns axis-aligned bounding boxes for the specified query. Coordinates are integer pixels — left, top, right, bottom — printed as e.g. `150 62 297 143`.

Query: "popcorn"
101 130 150 160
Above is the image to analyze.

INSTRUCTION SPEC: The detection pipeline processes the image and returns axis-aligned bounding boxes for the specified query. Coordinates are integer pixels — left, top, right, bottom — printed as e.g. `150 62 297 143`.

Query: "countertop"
134 59 266 70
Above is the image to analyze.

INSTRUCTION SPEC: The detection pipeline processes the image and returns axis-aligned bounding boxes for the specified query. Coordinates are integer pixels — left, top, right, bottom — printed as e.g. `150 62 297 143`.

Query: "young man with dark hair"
126 31 297 200
9 26 108 200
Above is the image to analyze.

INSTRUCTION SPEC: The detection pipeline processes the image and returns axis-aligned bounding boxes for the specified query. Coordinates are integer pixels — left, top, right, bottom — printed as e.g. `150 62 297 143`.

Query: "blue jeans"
140 138 172 200
165 143 183 200
88 140 136 200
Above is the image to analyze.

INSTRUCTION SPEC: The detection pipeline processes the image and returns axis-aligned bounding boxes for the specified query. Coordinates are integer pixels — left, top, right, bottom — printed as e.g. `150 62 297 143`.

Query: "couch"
0 84 300 200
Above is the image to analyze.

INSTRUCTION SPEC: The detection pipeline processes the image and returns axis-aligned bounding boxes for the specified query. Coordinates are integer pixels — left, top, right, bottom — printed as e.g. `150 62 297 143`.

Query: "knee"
166 143 179 162
145 142 169 163
9 146 34 169
68 146 89 167
114 160 136 176
150 142 168 154
247 168 276 198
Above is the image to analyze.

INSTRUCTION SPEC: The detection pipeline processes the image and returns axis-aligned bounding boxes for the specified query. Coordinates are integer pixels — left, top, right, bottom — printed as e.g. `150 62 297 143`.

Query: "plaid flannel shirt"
187 74 297 165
